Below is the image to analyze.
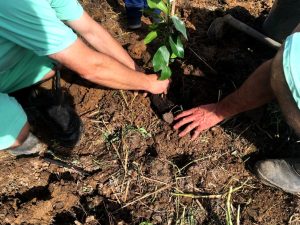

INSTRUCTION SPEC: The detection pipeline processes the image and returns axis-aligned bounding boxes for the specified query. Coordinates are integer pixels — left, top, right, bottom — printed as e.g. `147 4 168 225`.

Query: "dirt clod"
162 112 174 124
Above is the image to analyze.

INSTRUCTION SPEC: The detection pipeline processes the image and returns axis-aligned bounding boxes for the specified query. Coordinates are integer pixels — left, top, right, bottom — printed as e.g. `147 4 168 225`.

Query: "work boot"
126 7 161 30
8 133 47 156
126 7 142 29
254 158 300 194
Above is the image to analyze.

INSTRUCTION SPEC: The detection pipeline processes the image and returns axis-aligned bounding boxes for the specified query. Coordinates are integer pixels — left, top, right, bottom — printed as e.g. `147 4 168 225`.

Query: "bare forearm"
216 60 274 118
68 12 136 70
217 23 300 118
84 53 150 90
50 38 168 94
83 20 135 70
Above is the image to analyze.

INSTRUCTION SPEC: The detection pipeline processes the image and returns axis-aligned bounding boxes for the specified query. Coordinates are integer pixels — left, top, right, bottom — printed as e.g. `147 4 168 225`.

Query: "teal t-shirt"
0 0 84 73
283 32 300 109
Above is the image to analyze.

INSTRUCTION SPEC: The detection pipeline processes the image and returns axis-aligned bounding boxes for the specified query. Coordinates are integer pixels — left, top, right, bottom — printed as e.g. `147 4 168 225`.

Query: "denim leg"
124 0 146 8
124 0 161 28
125 0 145 28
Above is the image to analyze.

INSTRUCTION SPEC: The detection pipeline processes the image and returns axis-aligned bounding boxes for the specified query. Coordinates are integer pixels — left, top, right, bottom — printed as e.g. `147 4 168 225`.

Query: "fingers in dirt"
173 115 196 130
174 108 196 120
191 129 202 140
179 122 199 137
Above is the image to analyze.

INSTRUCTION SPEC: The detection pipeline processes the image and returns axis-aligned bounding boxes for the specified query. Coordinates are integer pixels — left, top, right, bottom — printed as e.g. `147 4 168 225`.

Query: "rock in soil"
162 112 174 124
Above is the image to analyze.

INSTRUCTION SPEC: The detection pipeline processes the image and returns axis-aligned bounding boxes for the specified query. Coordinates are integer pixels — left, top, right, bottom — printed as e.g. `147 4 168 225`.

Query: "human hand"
133 66 146 97
173 103 225 140
146 74 170 94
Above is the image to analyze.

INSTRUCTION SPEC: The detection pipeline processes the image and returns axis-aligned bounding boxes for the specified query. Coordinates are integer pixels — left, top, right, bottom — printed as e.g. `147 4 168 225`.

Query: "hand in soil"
147 74 170 94
173 103 225 140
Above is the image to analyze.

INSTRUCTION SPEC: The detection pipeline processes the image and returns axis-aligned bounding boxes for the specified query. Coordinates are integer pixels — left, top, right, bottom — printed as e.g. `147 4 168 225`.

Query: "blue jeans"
124 0 147 8
125 0 147 26
125 0 160 25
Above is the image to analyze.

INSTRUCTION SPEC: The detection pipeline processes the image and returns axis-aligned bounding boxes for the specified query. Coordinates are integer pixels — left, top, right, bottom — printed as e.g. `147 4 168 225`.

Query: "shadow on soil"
12 83 82 154
119 4 297 224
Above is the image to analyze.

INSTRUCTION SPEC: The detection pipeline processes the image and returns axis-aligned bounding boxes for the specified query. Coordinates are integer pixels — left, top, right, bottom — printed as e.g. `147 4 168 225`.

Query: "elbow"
78 54 107 82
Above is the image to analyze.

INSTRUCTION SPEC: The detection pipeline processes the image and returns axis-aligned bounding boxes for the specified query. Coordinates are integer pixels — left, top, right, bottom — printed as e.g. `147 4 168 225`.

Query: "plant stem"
237 205 241 225
171 0 176 16
226 186 233 225
120 183 174 209
171 192 222 199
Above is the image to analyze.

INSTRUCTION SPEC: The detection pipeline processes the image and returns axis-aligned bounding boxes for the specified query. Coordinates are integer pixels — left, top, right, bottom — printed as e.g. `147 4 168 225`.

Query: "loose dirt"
1 0 300 224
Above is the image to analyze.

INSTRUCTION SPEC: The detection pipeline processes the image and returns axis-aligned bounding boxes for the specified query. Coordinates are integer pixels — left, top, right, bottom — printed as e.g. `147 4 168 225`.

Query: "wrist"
143 75 154 93
215 97 239 120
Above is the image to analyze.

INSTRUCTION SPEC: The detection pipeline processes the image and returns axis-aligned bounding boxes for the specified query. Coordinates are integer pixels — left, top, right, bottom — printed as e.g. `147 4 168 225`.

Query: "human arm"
49 38 169 93
175 22 300 140
174 59 274 139
67 12 136 70
0 1 167 92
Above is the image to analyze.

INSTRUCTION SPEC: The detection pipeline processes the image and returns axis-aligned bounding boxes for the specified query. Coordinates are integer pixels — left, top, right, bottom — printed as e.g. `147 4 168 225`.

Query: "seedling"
144 0 188 80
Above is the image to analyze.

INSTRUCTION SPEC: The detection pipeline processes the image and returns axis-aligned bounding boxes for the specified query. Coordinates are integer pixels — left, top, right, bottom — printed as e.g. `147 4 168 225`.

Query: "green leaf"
143 8 156 16
159 66 172 80
144 31 158 44
171 53 177 59
171 16 188 39
147 0 168 15
169 36 184 58
153 46 170 72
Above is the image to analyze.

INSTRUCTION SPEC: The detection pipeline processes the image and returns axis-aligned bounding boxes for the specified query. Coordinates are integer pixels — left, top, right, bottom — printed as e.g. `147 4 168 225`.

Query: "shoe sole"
8 143 45 156
256 167 300 195
128 24 142 29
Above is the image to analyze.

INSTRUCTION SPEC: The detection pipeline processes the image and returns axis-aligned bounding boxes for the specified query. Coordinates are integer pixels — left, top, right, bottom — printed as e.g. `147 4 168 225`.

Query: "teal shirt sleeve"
49 0 84 21
0 0 83 56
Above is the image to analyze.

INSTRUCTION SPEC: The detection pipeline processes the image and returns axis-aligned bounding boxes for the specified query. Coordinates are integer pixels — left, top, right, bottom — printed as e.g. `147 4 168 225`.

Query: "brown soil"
1 0 300 224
